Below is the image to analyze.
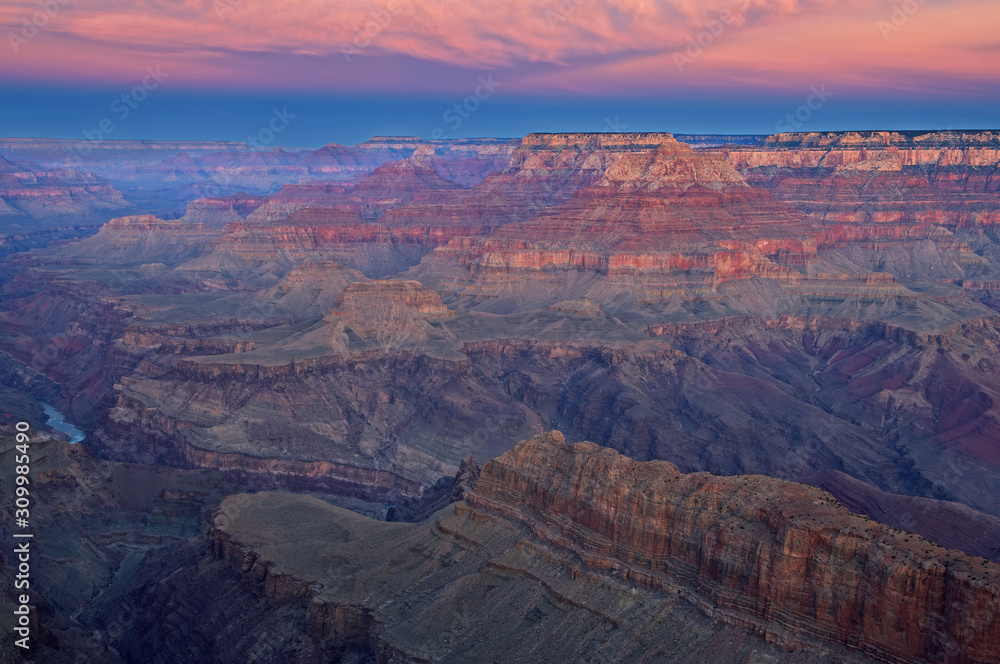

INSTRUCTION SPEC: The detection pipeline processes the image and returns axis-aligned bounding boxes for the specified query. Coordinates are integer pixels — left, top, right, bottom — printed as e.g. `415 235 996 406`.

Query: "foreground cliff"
91 432 999 663
471 432 1000 663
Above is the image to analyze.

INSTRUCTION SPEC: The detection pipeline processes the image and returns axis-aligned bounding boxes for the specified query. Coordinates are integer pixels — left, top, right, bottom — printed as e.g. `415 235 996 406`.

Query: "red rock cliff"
469 432 1000 664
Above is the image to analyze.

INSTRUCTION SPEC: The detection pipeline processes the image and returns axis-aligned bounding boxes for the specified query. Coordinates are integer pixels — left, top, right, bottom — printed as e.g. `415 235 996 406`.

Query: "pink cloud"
1 0 996 97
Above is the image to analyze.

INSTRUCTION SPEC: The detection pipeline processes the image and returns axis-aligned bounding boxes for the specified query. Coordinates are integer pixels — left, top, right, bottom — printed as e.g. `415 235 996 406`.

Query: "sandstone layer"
469 432 1000 663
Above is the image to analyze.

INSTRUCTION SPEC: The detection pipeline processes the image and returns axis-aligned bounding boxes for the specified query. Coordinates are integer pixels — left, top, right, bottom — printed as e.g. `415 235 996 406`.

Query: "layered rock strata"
468 432 1000 663
132 432 1000 663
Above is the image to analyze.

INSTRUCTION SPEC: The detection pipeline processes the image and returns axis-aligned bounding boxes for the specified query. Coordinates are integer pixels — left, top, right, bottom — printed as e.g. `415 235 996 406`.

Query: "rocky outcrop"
335 279 451 318
96 432 996 663
712 131 1000 236
468 432 1000 663
100 214 219 239
173 488 878 663
802 469 1000 563
0 157 134 231
43 214 222 267
179 194 266 227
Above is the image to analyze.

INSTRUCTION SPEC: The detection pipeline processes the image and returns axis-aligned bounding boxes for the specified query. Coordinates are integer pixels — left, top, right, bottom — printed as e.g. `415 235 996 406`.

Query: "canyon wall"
469 432 1000 663
99 432 999 663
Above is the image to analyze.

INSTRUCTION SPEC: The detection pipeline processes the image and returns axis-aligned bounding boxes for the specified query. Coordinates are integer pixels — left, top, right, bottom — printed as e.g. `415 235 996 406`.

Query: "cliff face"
0 157 134 231
100 214 219 239
419 134 823 300
469 432 1000 663
802 469 1000 563
92 433 999 663
98 492 876 663
179 194 266 227
713 131 1000 236
50 213 222 266
335 279 451 317
89 345 540 497
766 131 1000 149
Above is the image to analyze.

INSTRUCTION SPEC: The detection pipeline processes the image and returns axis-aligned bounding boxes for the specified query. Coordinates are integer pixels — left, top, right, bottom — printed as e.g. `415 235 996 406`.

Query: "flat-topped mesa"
720 140 1000 173
360 136 514 149
712 131 1000 237
520 132 678 150
431 141 816 284
335 280 450 318
101 214 219 238
0 137 252 154
467 432 1000 664
180 194 266 227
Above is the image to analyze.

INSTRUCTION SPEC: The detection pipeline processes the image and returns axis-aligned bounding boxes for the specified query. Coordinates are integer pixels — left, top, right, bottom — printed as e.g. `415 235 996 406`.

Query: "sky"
1 0 998 146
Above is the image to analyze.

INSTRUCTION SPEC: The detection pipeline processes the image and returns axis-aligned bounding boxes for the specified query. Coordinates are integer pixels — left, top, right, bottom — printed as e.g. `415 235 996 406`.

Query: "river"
42 402 85 444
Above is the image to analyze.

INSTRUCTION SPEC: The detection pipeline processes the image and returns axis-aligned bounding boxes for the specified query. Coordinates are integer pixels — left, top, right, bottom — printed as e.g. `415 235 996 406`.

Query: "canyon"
79 432 1000 663
2 129 1000 662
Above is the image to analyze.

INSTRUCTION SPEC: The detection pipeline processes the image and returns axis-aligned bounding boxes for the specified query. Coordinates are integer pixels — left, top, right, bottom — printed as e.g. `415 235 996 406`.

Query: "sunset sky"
2 0 998 145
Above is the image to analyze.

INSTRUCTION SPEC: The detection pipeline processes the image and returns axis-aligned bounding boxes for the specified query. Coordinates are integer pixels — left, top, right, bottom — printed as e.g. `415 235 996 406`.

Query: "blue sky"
3 86 996 148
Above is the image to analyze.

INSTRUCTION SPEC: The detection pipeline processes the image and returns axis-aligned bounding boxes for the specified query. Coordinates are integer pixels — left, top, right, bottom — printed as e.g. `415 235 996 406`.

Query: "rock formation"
0 154 134 231
3 130 1000 662
469 432 1000 663
87 432 1000 663
3 129 1000 566
801 469 1000 562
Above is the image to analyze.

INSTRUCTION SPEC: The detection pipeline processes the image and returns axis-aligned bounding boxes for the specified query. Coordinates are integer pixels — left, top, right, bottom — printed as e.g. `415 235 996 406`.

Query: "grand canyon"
1 127 999 662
